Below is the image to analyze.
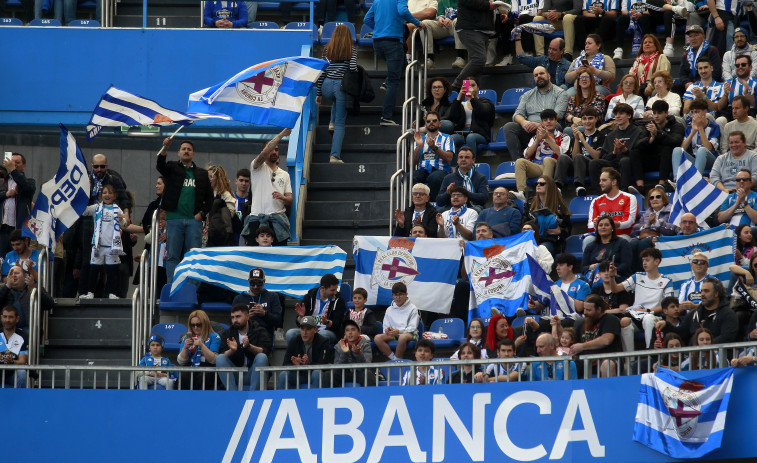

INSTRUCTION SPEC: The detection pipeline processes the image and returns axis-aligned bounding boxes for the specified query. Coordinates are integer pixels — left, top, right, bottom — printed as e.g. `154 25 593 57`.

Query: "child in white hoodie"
374 282 420 360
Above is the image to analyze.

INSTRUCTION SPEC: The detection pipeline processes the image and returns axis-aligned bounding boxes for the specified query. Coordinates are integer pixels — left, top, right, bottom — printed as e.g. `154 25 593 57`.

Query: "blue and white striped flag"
86 86 232 141
170 245 346 298
187 56 328 128
669 157 728 226
527 254 575 318
464 232 538 320
22 124 90 250
655 225 735 291
634 367 734 458
353 236 462 312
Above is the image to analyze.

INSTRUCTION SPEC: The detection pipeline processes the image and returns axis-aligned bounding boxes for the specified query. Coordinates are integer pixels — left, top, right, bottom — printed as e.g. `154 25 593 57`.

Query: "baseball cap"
686 25 705 35
734 27 748 37
249 268 265 281
300 316 318 327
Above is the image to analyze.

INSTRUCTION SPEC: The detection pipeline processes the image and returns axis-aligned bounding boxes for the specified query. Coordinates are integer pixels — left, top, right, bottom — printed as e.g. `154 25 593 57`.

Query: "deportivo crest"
236 63 286 106
662 385 703 439
370 238 420 289
470 244 518 299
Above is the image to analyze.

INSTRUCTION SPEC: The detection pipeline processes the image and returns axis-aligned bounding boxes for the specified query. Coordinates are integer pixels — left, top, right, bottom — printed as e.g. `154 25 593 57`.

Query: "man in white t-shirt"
436 186 478 240
243 128 293 246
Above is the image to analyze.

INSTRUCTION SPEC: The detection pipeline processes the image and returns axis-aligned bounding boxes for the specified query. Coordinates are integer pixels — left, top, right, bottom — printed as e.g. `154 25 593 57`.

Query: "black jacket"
298 286 346 337
648 116 684 149
156 155 213 217
679 45 722 87
0 284 54 330
681 300 739 344
436 169 490 208
141 196 162 234
89 170 130 210
342 65 375 115
449 97 495 142
232 289 284 336
218 320 272 367
392 203 438 237
421 96 464 131
456 0 494 31
0 168 36 230
283 332 332 366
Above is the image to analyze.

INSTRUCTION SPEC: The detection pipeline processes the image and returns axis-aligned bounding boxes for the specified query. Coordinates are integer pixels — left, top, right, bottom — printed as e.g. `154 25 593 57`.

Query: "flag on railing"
668 157 728 226
22 124 90 250
526 254 575 318
353 236 462 312
634 367 734 458
187 56 328 128
86 86 232 141
464 232 538 320
170 245 346 298
655 225 734 291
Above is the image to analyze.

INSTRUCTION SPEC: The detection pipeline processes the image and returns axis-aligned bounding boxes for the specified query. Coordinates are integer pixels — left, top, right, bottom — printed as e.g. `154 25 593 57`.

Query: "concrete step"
309 161 396 185
306 186 388 201
113 15 199 28
43 347 133 361
46 339 131 348
314 125 402 145
304 199 389 223
47 317 131 342
311 143 398 164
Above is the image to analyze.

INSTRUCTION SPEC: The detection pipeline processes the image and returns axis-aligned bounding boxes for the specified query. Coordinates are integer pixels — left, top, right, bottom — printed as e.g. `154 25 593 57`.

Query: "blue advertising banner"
6 368 757 462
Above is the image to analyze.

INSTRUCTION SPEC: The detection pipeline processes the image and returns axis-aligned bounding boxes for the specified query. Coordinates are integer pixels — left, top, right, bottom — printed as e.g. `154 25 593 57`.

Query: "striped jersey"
684 121 721 153
678 274 711 304
715 0 740 14
418 132 455 172
682 80 724 116
725 76 757 103
583 0 619 9
524 129 571 164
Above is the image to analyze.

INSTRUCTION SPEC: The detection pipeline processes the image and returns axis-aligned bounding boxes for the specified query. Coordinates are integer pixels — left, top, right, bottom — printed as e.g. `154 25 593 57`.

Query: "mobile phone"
3 152 11 162
581 59 589 67
461 80 471 95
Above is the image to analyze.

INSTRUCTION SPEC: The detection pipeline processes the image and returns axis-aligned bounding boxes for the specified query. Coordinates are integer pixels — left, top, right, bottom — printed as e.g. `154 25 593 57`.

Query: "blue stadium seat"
434 35 455 47
30 18 61 26
569 195 597 223
487 127 507 151
474 162 491 180
68 19 99 26
0 17 23 26
284 21 312 30
320 21 356 44
340 281 354 309
78 0 97 8
158 283 198 311
387 320 424 351
248 21 279 29
258 2 281 10
478 89 497 104
379 359 411 386
496 87 529 113
449 91 458 101
201 301 232 312
633 193 644 218
370 321 383 351
565 235 583 261
150 323 187 352
489 161 516 189
363 0 373 9
358 23 377 69
511 197 524 213
428 318 465 348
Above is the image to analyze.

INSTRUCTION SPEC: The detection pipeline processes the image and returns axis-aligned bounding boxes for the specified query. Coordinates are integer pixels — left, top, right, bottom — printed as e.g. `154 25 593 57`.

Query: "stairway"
113 0 200 28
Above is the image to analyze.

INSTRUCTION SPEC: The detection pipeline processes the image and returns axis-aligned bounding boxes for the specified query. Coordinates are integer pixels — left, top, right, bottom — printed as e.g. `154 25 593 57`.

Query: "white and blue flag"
656 225 734 291
170 245 346 298
86 86 232 141
22 124 90 250
353 236 462 313
464 232 537 319
527 254 576 318
669 157 728 226
188 57 328 128
634 367 734 458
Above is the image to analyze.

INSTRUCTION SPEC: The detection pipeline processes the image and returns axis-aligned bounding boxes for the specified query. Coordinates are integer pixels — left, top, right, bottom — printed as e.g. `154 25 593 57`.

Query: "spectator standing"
216 304 271 392
422 3 467 69
722 28 757 80
475 187 522 237
630 35 671 98
0 305 27 388
316 24 358 164
514 36 571 87
243 129 293 246
2 230 41 279
156 138 213 284
613 0 680 60
706 0 741 57
0 153 35 258
564 34 616 97
710 131 757 191
556 107 606 195
234 168 251 222
203 1 247 28
405 0 439 63
363 0 422 126
450 0 495 91
532 0 579 59
206 165 236 247
448 76 495 156
720 96 757 152
412 111 456 200
393 183 438 237
315 0 358 27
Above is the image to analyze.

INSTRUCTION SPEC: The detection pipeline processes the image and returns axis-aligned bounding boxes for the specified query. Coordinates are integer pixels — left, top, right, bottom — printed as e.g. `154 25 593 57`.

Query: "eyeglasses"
536 181 547 186
431 85 445 90
578 76 591 80
248 280 264 286
622 80 634 85
470 325 482 330
190 323 203 328
93 164 107 169
691 259 707 265
736 62 750 68
411 191 427 196
450 193 465 198
736 177 751 182
649 194 663 200
425 119 439 123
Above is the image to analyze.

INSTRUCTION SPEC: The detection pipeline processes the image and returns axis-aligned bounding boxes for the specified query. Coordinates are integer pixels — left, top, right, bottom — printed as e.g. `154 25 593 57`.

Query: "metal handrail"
148 209 159 322
131 288 140 365
28 288 38 365
388 168 405 235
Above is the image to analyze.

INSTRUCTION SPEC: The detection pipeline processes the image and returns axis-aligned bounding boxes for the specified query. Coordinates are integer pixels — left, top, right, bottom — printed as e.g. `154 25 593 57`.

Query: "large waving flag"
634 367 734 458
669 157 728 226
353 237 462 313
656 225 734 291
22 124 90 250
187 56 328 128
526 254 575 319
86 86 232 141
464 232 538 320
170 246 346 298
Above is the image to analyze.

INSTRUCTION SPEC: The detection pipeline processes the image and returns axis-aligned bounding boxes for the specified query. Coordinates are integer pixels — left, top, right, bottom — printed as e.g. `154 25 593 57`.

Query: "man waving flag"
188 56 328 128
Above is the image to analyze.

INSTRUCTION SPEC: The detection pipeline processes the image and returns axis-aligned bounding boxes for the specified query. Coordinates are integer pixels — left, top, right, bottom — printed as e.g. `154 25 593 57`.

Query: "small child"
255 226 275 246
480 338 525 383
402 339 445 385
80 184 127 299
556 327 576 356
374 282 419 360
345 287 379 340
137 334 176 390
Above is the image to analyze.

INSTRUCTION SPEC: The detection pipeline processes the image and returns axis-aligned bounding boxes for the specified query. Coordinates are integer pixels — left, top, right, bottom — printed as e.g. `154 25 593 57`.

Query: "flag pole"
156 125 185 156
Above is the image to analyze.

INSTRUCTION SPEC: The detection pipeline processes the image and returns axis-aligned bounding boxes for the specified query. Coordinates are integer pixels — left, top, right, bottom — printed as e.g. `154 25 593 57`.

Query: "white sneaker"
451 57 466 69
663 42 675 57
275 328 285 342
109 293 120 299
496 55 513 66
329 156 344 164
509 190 526 202
426 57 435 69
672 4 689 18
328 122 334 133
79 292 94 299
613 47 623 60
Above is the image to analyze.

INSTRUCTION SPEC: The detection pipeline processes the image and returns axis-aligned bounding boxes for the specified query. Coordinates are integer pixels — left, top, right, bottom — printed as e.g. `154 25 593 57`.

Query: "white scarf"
92 202 124 256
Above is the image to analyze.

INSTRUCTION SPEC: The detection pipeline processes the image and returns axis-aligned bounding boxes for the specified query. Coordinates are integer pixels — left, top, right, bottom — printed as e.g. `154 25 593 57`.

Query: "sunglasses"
248 280 264 286
425 119 439 123
736 62 750 68
536 181 547 186
649 194 663 200
190 323 203 328
578 76 591 80
271 172 277 183
736 177 751 182
691 259 707 265
93 164 107 169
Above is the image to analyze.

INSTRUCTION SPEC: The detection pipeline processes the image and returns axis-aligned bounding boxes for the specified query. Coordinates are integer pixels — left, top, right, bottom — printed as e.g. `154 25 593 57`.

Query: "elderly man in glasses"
717 168 757 227
231 268 283 341
393 183 438 237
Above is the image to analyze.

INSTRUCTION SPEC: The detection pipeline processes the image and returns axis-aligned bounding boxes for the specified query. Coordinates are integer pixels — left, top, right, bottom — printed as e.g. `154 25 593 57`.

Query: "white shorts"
91 246 120 266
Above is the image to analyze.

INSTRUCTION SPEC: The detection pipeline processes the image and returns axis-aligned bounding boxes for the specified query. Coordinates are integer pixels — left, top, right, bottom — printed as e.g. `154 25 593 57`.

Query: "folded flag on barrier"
187 56 328 128
86 86 232 141
634 367 734 458
170 245 346 298
655 225 734 291
22 124 90 250
526 254 575 318
668 156 728 226
353 236 462 312
464 231 537 320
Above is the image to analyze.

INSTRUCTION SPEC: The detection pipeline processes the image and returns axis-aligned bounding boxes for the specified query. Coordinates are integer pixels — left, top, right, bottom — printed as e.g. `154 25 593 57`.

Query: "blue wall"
6 368 757 462
0 28 313 126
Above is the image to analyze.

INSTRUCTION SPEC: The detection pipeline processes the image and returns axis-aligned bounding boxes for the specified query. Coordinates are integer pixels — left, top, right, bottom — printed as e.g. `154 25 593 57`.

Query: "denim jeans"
672 147 716 178
216 352 269 391
165 218 203 283
3 370 26 388
278 370 322 389
452 132 487 156
321 77 348 159
373 39 404 120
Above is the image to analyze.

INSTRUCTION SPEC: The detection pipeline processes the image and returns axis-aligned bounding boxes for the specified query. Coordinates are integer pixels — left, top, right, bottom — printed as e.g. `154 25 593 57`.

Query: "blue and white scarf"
447 205 468 238
573 51 605 83
91 173 103 199
459 166 475 192
687 41 710 78
91 202 123 256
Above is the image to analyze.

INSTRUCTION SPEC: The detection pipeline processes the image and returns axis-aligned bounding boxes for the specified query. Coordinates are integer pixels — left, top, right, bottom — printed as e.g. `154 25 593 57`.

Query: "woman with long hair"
315 24 358 164
206 164 236 246
735 224 757 266
177 309 221 389
682 328 717 371
603 74 645 125
630 34 671 98
630 188 677 270
564 70 607 136
486 314 514 353
527 176 571 255
564 34 616 97
420 77 463 134
582 216 632 283
449 75 495 156
451 318 488 359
